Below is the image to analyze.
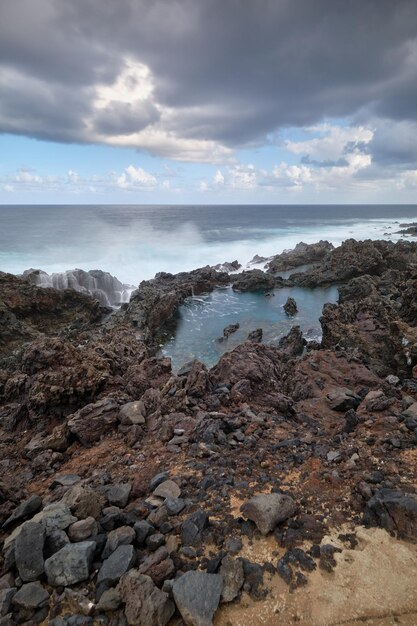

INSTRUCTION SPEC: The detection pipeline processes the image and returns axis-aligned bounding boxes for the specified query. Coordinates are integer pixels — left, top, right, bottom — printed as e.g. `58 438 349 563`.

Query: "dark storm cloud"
1 0 417 155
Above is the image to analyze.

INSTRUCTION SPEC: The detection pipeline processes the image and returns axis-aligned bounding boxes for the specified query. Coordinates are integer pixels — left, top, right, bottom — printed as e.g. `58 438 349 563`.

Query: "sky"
1 0 417 204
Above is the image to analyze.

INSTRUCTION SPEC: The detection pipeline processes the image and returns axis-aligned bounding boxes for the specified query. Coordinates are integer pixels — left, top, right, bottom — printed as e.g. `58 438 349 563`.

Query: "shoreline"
0 237 417 625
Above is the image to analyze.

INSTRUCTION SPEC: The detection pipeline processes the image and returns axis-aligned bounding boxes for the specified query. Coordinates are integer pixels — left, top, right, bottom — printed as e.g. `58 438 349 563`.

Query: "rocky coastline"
1 238 417 626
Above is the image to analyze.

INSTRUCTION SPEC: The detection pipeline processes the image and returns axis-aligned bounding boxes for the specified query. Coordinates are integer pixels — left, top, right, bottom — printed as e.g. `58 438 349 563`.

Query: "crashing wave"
22 268 135 307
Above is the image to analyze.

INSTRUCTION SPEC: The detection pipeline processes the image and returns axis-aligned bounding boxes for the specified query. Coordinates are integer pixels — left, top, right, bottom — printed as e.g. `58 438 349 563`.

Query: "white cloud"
116 165 157 189
199 180 208 192
213 169 224 185
285 124 374 162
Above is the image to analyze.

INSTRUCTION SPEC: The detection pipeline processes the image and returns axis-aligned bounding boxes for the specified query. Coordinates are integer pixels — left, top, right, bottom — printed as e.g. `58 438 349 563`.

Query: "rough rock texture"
267 241 334 273
240 493 296 535
117 570 175 626
44 541 96 586
172 571 223 626
67 398 120 445
364 489 417 540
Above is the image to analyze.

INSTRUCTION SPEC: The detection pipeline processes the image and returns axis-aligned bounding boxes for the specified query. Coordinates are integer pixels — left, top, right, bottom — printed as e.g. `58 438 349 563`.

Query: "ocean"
3 204 417 368
2 204 417 285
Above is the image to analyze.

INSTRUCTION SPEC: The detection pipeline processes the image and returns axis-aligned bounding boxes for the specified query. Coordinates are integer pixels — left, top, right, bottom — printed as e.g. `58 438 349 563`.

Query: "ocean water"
159 284 339 369
2 204 417 368
1 204 417 285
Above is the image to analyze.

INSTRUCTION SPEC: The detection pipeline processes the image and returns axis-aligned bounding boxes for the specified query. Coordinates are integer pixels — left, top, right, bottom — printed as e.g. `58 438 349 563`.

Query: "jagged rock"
267 241 334 273
96 588 122 612
402 402 417 420
106 483 132 508
2 494 42 530
119 401 146 425
63 485 106 519
117 570 175 626
134 520 154 545
102 526 136 559
12 582 49 610
327 387 361 412
153 480 181 500
181 510 209 546
247 328 263 343
278 326 305 356
50 474 81 489
232 270 276 292
15 522 45 582
240 493 296 535
172 570 223 626
44 541 96 586
67 398 119 445
364 489 417 539
223 323 239 338
44 423 71 452
97 545 136 587
68 517 98 542
149 472 169 491
283 297 297 316
219 556 244 603
0 588 16 617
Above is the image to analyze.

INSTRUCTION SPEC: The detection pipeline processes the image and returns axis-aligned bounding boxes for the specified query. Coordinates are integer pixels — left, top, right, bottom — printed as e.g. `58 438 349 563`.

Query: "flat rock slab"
240 493 296 535
153 480 181 500
45 541 96 586
172 570 223 626
12 582 49 610
97 544 136 586
117 570 174 626
327 387 361 412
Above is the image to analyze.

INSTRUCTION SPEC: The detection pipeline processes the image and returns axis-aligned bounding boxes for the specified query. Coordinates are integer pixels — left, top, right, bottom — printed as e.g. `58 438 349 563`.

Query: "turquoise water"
160 284 339 369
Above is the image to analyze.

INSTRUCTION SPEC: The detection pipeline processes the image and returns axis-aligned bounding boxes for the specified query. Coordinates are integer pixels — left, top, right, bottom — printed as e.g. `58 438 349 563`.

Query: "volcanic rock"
172 570 223 626
240 493 296 535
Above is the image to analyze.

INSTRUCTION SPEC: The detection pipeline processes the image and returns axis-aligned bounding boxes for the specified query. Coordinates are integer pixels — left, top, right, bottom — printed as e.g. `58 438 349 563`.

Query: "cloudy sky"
1 0 417 204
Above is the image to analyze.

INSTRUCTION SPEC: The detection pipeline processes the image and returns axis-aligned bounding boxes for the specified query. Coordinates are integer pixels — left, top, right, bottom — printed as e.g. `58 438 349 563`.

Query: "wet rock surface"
1 239 417 625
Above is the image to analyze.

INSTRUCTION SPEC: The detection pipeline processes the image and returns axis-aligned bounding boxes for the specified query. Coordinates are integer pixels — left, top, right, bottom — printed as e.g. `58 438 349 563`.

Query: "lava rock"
102 525 136 559
117 570 175 626
12 582 49 611
68 517 98 542
327 388 361 412
67 398 119 446
172 570 223 626
2 495 42 530
240 493 296 535
97 544 136 587
219 556 244 603
153 480 181 500
283 297 297 316
15 521 45 582
364 488 417 539
44 541 96 586
106 483 132 508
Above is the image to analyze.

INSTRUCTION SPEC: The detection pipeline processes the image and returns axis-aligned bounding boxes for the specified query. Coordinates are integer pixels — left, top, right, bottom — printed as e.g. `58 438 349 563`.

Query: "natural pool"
160 285 339 370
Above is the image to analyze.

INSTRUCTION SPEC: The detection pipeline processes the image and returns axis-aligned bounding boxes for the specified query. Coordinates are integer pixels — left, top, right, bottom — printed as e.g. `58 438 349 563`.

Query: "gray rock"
96 588 121 612
106 483 132 508
0 588 16 617
181 510 209 546
134 520 154 545
219 556 244 603
327 450 342 463
45 541 96 586
68 517 98 542
63 485 106 519
102 525 136 559
15 521 45 582
149 472 169 491
50 474 81 489
32 502 77 532
172 570 223 626
327 387 361 412
117 570 174 626
402 402 417 420
44 529 70 558
165 498 186 516
240 493 296 535
67 397 119 445
12 582 49 610
97 545 136 587
2 495 42 530
119 401 146 425
283 297 297 316
153 480 181 500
